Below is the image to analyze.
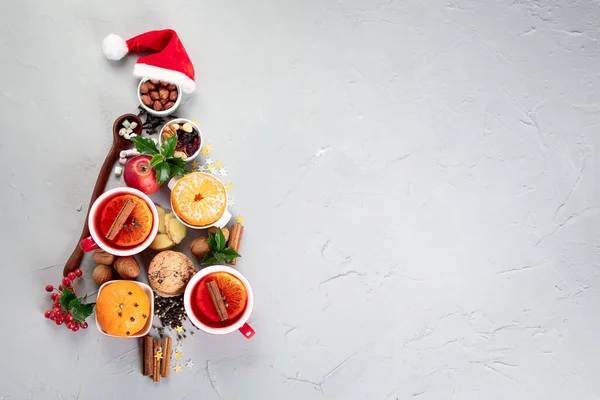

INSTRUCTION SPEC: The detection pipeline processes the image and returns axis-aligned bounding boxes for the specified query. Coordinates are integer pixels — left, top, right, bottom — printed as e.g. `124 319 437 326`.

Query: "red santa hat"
102 29 196 93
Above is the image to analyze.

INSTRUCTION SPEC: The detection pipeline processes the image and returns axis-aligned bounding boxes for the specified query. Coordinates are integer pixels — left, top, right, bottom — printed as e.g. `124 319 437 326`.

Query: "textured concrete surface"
2 0 600 398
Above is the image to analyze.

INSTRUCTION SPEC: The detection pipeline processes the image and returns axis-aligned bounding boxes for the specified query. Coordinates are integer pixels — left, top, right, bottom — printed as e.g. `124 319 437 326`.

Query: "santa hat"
102 29 196 93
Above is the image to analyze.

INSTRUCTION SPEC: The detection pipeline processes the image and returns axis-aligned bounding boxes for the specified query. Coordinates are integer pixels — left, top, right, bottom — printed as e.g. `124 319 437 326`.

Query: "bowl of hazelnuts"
137 78 181 116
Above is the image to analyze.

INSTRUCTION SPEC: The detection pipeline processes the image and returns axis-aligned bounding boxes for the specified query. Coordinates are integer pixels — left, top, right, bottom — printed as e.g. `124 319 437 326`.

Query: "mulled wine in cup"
184 265 255 338
80 187 159 256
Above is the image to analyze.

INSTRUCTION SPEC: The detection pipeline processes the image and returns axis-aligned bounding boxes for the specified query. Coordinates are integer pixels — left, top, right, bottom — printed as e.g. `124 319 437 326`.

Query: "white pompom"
102 34 128 60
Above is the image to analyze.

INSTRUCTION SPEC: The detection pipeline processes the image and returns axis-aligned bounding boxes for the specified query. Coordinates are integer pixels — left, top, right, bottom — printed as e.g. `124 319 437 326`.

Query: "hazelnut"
167 84 177 91
150 79 159 84
150 91 160 100
153 101 163 111
159 88 169 100
140 83 149 94
169 91 178 101
141 94 152 107
160 98 168 105
164 101 175 110
160 81 169 87
146 82 156 90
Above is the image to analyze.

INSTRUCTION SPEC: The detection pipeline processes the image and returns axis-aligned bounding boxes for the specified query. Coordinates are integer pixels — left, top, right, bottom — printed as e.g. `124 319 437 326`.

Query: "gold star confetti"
225 183 233 191
215 161 223 169
154 351 163 361
175 351 183 360
207 164 217 173
191 160 200 171
200 144 213 156
236 216 245 224
192 119 199 125
175 326 184 334
173 364 182 373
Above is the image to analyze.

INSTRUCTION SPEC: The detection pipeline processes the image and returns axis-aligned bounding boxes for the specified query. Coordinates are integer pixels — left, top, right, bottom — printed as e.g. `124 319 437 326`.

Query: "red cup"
80 187 159 256
184 265 255 339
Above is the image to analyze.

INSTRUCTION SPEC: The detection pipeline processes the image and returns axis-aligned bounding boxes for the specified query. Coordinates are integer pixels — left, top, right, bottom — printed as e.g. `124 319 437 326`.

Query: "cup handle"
80 236 98 252
167 177 180 191
239 323 255 339
212 209 232 228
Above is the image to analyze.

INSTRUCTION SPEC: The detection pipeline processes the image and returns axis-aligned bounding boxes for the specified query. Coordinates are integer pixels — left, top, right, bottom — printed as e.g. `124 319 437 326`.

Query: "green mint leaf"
214 252 226 263
153 162 171 186
60 288 77 311
215 228 226 251
207 232 217 251
202 254 218 265
132 136 159 156
166 157 188 177
71 302 95 323
149 154 164 169
161 134 178 159
220 247 241 262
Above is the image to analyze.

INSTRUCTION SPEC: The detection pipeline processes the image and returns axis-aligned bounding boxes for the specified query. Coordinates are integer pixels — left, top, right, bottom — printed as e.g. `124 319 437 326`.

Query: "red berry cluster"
43 269 88 331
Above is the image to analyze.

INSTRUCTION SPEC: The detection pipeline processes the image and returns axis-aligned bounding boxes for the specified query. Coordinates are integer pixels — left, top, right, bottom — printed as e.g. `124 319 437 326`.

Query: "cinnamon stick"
207 280 229 321
227 223 244 265
152 339 161 382
161 337 172 378
143 335 153 376
105 199 136 240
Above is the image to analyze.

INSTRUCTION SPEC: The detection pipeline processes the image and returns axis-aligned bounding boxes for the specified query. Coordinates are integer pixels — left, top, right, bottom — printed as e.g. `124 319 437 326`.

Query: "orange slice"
171 172 226 226
100 194 153 247
96 281 150 336
195 272 248 323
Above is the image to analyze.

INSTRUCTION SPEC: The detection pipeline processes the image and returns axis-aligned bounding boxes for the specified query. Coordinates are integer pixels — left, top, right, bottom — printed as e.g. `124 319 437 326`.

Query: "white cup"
183 265 255 338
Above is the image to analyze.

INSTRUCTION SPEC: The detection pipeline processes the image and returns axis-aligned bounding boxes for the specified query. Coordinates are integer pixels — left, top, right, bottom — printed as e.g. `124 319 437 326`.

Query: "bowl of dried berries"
138 78 181 116
159 118 202 161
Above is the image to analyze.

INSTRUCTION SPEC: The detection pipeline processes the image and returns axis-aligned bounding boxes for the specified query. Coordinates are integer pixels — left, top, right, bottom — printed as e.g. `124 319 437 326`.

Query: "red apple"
123 155 163 194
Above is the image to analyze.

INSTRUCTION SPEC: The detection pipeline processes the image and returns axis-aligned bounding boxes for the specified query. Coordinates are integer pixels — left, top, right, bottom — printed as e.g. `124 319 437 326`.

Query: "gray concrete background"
2 0 600 398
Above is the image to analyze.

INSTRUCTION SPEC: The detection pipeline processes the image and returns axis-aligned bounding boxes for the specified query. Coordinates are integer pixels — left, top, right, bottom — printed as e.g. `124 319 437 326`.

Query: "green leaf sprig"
131 135 188 185
59 288 95 323
202 228 241 265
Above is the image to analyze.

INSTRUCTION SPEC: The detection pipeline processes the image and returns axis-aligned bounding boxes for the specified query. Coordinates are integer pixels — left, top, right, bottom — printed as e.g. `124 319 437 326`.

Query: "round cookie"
148 251 196 297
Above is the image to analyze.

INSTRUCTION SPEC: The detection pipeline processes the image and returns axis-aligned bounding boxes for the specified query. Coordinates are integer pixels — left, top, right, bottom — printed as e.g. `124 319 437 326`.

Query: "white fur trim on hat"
133 63 196 93
102 34 129 60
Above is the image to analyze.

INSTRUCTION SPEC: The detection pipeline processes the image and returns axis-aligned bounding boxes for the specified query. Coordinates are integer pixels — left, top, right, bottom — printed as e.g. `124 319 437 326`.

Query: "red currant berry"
53 306 61 314
55 318 64 325
45 285 54 292
44 310 52 319
49 312 56 321
53 300 60 308
65 314 73 322
82 322 88 329
67 272 76 281
50 293 59 301
74 269 83 277
72 325 80 332
58 284 63 291
62 277 71 287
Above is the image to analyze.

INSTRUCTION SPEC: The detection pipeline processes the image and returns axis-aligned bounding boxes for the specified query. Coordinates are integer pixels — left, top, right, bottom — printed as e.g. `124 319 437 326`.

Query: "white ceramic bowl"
137 78 182 117
183 265 254 335
158 118 203 162
167 173 232 229
95 280 154 338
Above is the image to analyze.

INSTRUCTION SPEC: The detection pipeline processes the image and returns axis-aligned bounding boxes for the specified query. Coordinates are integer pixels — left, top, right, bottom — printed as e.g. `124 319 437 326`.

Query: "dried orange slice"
96 281 150 336
194 272 248 323
171 172 226 227
100 194 153 247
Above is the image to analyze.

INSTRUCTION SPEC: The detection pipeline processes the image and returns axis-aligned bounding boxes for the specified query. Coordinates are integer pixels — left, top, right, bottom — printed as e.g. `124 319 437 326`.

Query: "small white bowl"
158 118 203 162
137 78 182 117
95 280 154 338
